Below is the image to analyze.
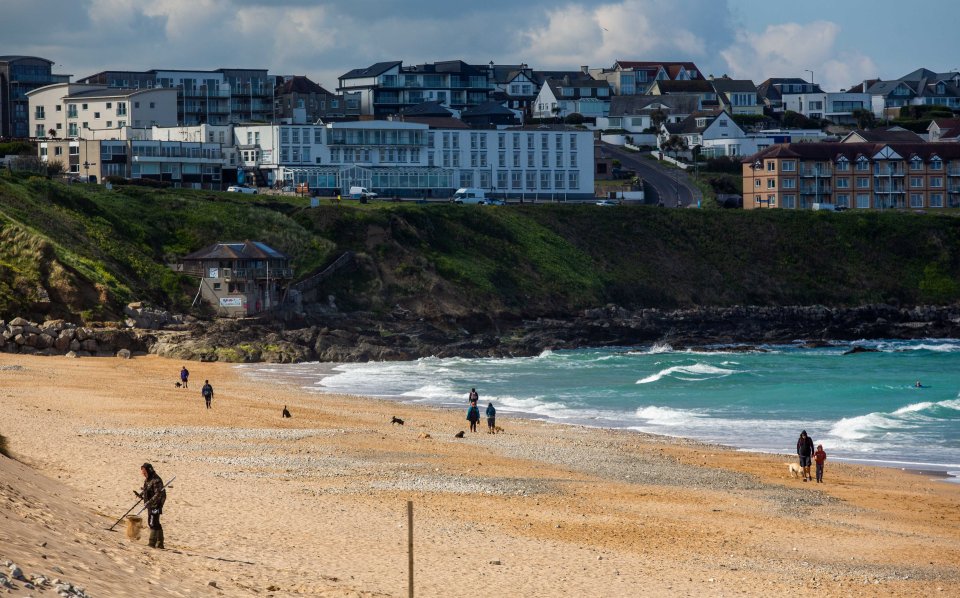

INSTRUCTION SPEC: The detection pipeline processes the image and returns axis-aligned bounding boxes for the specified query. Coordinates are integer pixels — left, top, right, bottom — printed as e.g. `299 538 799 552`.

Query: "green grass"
3 170 960 321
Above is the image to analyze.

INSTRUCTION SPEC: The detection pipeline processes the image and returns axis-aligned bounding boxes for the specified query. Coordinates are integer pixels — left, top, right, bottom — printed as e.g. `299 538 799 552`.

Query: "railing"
226 267 293 281
800 168 832 177
800 186 832 194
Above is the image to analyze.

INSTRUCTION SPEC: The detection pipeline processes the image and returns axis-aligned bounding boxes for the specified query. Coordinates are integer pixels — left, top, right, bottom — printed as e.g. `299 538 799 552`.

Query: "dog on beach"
282 405 291 418
786 462 802 478
175 382 182 388
454 431 465 438
391 416 404 426
493 425 504 434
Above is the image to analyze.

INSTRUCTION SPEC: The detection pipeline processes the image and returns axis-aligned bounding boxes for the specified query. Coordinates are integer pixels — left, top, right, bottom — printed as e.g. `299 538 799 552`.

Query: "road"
601 143 701 208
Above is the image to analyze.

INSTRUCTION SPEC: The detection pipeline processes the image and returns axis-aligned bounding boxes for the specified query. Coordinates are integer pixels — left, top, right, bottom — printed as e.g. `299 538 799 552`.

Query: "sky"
3 0 959 93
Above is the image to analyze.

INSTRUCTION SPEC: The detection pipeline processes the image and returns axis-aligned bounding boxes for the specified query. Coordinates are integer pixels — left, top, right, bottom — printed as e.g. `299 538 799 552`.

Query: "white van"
227 185 258 194
349 186 378 200
452 188 489 204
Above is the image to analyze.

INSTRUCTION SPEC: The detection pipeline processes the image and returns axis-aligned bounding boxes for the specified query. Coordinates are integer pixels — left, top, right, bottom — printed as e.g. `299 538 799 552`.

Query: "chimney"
581 65 589 75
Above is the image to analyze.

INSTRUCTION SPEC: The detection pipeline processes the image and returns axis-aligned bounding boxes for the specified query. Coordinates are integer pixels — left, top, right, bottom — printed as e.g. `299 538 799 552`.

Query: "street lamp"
805 69 814 87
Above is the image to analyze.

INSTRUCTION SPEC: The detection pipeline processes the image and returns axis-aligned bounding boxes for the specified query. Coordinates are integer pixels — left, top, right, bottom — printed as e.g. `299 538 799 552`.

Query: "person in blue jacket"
467 403 480 433
485 402 496 433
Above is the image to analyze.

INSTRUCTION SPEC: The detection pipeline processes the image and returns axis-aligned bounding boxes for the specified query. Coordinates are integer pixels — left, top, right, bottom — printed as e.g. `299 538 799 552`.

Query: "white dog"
786 462 802 478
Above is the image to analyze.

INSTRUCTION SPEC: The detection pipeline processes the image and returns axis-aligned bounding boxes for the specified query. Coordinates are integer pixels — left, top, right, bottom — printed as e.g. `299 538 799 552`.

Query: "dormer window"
696 118 707 128
911 156 923 170
931 156 943 170
936 83 946 94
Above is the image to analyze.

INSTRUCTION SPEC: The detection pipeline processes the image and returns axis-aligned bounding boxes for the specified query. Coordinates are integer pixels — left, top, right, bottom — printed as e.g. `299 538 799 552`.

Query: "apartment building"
77 68 273 125
233 120 595 200
337 60 494 118
27 83 176 138
273 75 360 123
756 78 821 112
743 143 960 210
0 55 70 138
590 61 704 95
38 134 224 188
781 90 871 124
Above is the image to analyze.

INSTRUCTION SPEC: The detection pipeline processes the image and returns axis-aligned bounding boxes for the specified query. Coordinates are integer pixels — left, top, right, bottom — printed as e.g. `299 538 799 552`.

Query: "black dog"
175 382 182 388
282 405 291 418
454 431 465 438
391 416 404 426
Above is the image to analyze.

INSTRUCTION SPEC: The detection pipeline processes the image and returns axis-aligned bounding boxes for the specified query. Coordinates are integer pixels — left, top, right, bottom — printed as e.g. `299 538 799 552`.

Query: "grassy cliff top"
1 170 959 322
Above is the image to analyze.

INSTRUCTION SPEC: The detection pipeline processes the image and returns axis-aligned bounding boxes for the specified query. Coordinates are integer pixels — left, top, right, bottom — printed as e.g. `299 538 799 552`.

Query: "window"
554 171 565 189
911 157 923 170
94 112 100 119
766 161 776 171
781 194 792 208
930 193 943 207
782 178 796 189
782 161 796 172
931 158 943 170
836 178 850 189
836 160 849 172
55 146 63 156
81 103 88 110
541 152 549 168
836 194 850 208
931 176 943 188
568 171 579 189
497 170 508 189
767 179 776 189
755 179 761 188
134 102 140 108
34 106 45 119
856 193 870 208
570 152 577 168
856 177 870 189
498 151 506 168
856 158 869 171
35 124 44 137
910 193 924 208
540 171 551 189
149 102 155 109
106 121 112 128
68 123 78 136
527 151 535 168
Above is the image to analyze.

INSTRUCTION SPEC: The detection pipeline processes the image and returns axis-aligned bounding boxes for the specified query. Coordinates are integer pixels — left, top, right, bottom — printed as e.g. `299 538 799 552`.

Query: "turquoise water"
243 339 960 477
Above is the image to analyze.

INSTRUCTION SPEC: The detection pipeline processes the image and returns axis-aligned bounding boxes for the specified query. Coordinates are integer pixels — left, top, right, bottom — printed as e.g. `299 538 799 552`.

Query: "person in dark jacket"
485 402 496 433
796 430 815 482
180 366 189 389
201 380 214 409
467 403 480 433
137 463 166 548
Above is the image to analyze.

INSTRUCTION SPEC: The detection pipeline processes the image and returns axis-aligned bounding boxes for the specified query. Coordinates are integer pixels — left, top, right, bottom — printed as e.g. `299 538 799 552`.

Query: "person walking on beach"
797 430 815 482
485 401 496 433
468 388 479 404
814 444 827 483
201 380 214 409
136 463 166 549
467 402 480 433
180 366 189 389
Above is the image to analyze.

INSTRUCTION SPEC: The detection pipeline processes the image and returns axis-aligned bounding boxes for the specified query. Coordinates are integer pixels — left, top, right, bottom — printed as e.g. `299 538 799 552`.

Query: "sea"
240 339 960 481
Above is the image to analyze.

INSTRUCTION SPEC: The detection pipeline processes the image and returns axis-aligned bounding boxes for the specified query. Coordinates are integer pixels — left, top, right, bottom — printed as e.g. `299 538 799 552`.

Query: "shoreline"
237 356 960 481
2 352 959 597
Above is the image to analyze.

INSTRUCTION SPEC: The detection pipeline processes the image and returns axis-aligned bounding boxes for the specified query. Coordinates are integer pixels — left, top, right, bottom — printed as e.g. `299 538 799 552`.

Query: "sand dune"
1 353 958 597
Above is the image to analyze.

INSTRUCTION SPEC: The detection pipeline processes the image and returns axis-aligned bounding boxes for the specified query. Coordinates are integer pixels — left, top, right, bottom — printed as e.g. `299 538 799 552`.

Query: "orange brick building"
742 143 960 210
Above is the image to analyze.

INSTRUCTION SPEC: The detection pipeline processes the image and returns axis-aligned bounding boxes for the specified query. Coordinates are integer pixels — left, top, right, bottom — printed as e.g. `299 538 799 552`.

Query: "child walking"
814 444 827 483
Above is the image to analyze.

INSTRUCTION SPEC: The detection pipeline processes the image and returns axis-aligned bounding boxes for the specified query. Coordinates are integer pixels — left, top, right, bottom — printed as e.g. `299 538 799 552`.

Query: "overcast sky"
4 0 959 92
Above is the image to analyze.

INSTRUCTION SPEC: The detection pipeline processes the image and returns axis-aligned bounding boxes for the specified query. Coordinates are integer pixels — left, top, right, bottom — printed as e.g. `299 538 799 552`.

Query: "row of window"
768 157 950 173
758 176 949 189
760 193 949 209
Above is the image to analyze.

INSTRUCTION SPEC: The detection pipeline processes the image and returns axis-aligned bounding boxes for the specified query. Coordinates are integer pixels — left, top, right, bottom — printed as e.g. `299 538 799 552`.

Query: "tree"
650 109 667 132
564 112 585 125
852 108 876 130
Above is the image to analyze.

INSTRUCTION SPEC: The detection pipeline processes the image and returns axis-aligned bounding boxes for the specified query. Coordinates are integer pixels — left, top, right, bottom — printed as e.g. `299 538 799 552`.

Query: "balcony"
800 186 832 195
223 267 293 281
800 167 832 177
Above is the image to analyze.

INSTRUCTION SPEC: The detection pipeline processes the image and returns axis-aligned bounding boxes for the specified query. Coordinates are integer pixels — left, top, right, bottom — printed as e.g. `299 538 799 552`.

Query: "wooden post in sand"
407 500 414 597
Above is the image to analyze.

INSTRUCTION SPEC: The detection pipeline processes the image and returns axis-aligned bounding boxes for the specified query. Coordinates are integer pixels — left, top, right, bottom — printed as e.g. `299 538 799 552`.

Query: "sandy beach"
1 352 959 597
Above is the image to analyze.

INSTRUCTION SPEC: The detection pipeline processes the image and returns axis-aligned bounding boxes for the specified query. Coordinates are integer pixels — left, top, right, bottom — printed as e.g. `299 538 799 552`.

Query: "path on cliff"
602 142 701 208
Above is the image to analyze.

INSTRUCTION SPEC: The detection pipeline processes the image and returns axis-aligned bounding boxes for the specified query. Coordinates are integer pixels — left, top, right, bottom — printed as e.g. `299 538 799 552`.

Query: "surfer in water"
915 380 924 388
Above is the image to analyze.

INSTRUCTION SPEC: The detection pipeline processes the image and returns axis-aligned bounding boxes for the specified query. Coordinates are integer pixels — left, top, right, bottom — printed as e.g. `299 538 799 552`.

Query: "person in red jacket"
814 444 827 483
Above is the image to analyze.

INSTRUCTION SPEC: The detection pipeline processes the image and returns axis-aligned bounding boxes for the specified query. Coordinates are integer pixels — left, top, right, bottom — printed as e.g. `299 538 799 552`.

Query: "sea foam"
636 363 738 384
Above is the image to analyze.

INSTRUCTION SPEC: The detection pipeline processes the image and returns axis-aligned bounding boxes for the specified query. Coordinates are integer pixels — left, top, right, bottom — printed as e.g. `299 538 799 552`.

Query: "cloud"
522 0 731 70
720 21 878 90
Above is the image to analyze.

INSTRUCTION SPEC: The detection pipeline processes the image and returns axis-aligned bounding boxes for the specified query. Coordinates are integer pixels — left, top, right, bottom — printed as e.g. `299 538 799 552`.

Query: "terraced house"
743 143 960 210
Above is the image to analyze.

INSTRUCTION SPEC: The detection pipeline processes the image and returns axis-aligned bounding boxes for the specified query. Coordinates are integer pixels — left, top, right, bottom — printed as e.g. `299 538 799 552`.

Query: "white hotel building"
234 120 595 200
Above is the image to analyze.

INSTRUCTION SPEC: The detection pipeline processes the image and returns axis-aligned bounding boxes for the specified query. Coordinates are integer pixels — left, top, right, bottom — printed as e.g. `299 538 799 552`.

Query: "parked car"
452 188 492 204
596 199 620 207
227 185 258 194
349 186 378 200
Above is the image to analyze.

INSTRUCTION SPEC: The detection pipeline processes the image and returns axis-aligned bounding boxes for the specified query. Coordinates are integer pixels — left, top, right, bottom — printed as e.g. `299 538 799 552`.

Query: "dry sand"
0 352 958 597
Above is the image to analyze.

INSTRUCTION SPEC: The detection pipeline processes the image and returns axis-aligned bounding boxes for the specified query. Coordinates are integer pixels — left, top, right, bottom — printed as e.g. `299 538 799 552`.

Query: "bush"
564 113 585 125
782 110 825 130
704 156 743 174
0 141 34 157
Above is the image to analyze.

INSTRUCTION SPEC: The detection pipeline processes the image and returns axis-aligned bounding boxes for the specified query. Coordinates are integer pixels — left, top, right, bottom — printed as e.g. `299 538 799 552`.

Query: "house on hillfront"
710 77 762 116
177 241 293 317
928 118 960 142
531 77 612 120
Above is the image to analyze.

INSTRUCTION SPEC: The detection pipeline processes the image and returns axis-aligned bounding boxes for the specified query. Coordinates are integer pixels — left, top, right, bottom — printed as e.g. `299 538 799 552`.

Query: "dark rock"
843 345 880 355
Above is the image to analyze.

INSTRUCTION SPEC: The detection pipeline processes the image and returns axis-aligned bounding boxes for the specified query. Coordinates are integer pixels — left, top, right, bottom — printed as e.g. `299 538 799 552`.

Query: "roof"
931 118 960 139
275 76 332 96
0 55 54 65
399 101 454 117
843 127 925 143
664 110 725 135
544 78 611 100
711 78 758 93
407 60 487 76
490 65 530 84
66 87 172 99
652 79 714 94
395 116 469 129
339 61 402 80
182 241 290 262
530 70 593 85
613 61 703 79
609 94 702 116
461 101 516 117
743 142 960 164
866 79 917 97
